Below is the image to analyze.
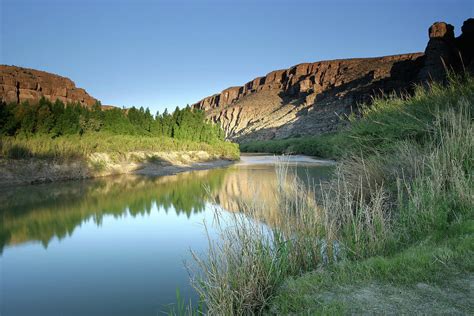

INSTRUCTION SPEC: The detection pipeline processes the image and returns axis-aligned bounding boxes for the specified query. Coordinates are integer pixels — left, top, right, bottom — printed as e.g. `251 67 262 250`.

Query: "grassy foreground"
185 75 473 314
241 74 473 160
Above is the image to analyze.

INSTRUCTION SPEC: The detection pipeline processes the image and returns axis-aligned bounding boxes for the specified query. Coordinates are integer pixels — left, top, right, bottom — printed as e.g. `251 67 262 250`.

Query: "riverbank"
240 133 343 159
187 75 474 314
0 150 236 187
236 153 336 166
0 98 240 187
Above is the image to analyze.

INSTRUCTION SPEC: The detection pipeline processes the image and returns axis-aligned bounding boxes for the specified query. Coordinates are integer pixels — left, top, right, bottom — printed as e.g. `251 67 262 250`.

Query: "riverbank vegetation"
240 133 343 159
241 74 473 161
0 99 239 160
188 74 473 314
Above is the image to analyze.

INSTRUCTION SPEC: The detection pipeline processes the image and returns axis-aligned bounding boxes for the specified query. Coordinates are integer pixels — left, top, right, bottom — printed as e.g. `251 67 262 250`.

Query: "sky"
1 0 473 113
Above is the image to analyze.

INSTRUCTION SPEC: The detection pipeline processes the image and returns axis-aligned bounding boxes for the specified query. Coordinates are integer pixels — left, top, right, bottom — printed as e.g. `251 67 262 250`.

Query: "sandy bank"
237 154 336 166
0 151 236 187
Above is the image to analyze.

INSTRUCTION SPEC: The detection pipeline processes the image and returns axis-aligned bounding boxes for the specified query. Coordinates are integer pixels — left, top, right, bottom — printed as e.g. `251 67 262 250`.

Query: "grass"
187 74 474 314
240 133 345 159
167 288 203 316
241 74 474 160
0 133 240 161
270 220 474 314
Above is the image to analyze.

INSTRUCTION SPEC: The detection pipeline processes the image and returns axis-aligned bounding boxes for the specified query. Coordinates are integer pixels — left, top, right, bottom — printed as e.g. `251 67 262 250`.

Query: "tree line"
0 98 225 143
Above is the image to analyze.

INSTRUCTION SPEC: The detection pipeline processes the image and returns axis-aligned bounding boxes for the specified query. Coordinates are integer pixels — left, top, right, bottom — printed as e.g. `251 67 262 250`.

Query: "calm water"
0 155 333 316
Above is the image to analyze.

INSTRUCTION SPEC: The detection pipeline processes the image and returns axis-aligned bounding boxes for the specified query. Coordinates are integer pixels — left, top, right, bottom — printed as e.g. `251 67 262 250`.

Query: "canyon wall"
193 19 474 142
2 19 472 142
0 65 97 107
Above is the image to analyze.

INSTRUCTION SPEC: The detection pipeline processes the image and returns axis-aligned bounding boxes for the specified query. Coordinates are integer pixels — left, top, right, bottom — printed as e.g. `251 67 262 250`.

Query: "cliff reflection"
1 164 332 253
210 164 333 226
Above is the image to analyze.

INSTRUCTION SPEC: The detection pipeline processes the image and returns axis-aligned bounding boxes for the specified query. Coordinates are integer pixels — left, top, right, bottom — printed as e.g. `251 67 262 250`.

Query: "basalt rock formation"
0 65 97 107
193 19 474 142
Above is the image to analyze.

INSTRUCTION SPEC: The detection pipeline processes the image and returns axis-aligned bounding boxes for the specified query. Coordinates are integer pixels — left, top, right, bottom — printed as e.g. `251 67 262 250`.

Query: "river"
0 154 333 315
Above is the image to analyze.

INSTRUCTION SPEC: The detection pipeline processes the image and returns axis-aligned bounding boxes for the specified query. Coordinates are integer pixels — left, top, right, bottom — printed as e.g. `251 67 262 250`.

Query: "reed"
188 75 473 315
0 134 240 161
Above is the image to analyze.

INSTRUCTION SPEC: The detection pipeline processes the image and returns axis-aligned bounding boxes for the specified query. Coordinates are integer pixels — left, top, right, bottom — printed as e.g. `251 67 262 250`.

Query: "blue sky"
1 0 472 113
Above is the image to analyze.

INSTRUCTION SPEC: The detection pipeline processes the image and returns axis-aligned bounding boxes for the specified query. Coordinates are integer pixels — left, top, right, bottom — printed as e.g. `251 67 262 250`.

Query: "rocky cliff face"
0 65 97 107
193 19 474 142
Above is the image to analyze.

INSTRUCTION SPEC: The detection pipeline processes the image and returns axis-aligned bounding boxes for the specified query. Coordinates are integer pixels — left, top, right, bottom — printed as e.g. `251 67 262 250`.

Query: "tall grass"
240 133 344 159
189 75 474 314
241 74 474 160
0 133 240 160
189 169 323 315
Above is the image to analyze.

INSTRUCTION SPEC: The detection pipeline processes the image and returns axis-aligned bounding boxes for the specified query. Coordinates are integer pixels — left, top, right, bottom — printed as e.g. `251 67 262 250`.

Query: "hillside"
192 19 474 142
0 65 98 107
190 71 474 315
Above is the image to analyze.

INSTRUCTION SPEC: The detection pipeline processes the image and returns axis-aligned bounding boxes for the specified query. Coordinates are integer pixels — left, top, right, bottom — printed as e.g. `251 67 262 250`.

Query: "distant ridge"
0 65 98 107
192 18 474 142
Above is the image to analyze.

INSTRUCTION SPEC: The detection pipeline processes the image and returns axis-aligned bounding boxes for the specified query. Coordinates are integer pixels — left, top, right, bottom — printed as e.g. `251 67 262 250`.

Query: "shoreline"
237 153 336 166
134 158 235 177
0 152 337 188
0 151 237 188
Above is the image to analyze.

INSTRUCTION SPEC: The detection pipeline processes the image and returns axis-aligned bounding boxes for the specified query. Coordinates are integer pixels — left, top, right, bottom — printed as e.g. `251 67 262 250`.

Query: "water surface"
0 155 332 315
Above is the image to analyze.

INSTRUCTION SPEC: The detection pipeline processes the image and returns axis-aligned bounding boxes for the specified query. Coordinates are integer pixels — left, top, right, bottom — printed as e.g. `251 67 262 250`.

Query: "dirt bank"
0 151 236 187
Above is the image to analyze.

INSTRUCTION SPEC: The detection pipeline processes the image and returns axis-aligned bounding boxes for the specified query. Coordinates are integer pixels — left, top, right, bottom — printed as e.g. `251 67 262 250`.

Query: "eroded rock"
193 19 474 142
0 65 97 106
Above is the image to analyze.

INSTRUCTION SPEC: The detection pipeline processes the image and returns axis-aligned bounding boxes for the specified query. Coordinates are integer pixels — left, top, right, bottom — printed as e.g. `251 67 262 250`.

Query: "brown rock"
193 19 474 143
456 18 474 70
19 89 41 102
429 22 455 39
419 19 474 82
220 87 242 106
193 53 424 142
0 65 98 107
52 87 67 97
0 85 18 104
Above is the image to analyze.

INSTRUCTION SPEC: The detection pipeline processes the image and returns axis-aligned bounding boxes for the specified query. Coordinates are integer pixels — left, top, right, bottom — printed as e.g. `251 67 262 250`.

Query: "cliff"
0 65 97 107
193 19 474 142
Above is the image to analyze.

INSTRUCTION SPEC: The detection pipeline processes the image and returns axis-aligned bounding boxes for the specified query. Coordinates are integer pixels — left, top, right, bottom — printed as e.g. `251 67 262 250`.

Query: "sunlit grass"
189 75 474 314
0 133 240 161
241 73 474 160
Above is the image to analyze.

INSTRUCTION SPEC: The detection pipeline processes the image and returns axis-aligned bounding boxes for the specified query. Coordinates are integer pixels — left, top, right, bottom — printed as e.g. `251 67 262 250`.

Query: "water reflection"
1 162 332 254
0 168 229 253
1 158 333 315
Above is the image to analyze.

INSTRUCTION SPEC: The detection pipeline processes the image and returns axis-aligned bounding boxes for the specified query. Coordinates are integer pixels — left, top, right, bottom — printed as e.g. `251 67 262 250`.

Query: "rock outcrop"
193 19 474 142
0 65 97 107
457 18 474 73
194 54 424 141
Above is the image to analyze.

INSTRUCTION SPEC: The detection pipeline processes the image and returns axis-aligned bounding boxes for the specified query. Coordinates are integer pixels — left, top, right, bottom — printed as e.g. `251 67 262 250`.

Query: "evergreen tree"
0 99 227 144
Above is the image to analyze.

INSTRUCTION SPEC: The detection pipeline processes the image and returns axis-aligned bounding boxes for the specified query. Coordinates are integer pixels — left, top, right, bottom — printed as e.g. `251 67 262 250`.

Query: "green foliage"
0 134 239 161
191 75 474 314
167 288 204 315
0 167 230 253
271 221 473 314
267 76 474 314
0 97 226 143
0 98 237 159
240 133 345 159
241 74 474 161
